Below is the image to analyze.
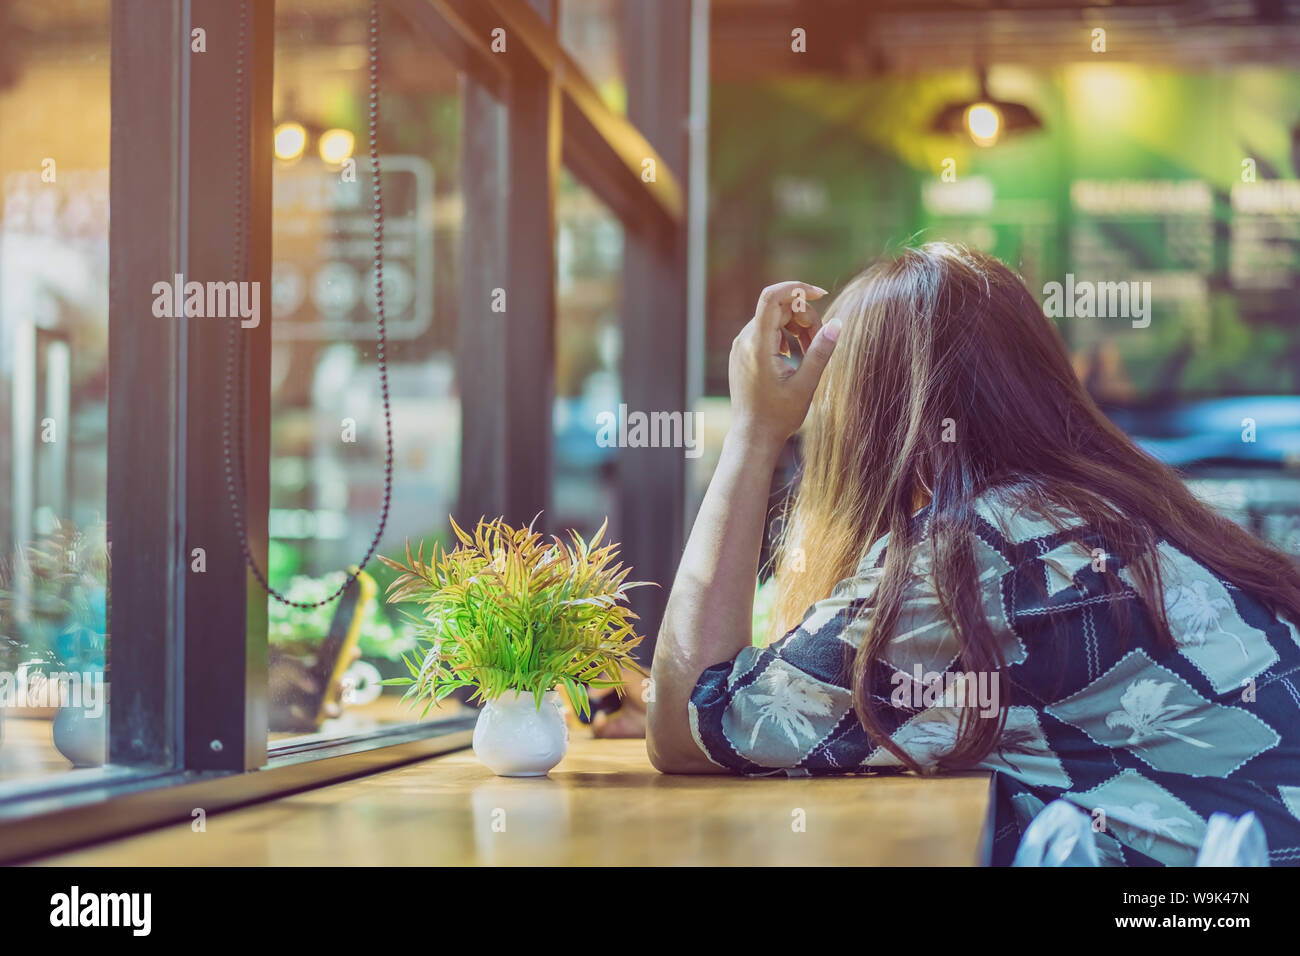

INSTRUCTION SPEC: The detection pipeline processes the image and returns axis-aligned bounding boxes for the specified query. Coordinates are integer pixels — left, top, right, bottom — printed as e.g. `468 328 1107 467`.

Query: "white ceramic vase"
53 696 108 767
472 689 569 777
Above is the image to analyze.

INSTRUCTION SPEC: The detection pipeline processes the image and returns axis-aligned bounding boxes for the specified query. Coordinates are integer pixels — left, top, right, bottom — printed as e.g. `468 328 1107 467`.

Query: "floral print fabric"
688 489 1300 865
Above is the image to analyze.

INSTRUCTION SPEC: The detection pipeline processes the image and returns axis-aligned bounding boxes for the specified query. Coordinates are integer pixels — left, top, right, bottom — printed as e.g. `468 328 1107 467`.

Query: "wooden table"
38 738 992 866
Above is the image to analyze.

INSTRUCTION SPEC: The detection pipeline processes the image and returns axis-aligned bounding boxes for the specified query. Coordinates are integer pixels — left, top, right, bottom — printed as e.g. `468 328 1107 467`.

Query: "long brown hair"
770 241 1300 772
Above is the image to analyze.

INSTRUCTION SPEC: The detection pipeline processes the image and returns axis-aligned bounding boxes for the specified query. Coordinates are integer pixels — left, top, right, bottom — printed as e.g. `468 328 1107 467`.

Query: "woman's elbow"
646 743 684 774
648 746 716 775
646 724 717 775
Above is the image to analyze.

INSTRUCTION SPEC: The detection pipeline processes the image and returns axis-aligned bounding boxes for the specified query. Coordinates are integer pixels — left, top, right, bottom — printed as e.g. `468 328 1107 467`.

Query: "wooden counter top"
37 738 992 866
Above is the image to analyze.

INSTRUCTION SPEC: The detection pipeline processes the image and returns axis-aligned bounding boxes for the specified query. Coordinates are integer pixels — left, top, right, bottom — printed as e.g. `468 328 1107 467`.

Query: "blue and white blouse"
689 488 1300 866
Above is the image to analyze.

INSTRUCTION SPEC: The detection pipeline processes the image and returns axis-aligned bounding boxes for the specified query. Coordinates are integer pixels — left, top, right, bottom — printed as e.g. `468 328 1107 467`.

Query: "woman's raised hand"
727 280 840 453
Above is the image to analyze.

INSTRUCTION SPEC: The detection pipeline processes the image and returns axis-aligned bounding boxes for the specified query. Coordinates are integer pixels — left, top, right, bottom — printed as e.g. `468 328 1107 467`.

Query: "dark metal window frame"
0 0 694 863
425 0 694 656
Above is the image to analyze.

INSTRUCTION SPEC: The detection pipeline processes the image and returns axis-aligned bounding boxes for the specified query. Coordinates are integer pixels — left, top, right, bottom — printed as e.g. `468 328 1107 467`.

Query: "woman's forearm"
646 424 781 771
645 280 837 773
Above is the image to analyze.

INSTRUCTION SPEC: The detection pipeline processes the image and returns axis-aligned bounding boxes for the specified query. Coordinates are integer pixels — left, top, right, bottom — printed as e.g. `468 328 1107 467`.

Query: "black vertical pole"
108 0 186 769
500 0 561 528
457 82 509 527
182 0 273 771
620 0 692 663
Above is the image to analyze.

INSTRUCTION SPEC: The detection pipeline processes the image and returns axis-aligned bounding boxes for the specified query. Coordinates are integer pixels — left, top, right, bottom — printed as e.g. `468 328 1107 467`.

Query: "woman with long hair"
646 241 1300 865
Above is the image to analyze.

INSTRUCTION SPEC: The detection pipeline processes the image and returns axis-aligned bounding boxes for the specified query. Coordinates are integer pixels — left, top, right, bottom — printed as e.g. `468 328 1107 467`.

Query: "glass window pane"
553 171 623 539
560 0 626 115
267 1 470 747
0 0 112 789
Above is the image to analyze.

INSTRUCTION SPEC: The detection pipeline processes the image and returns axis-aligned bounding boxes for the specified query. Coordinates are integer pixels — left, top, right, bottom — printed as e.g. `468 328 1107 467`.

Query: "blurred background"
1 0 1298 787
704 0 1300 574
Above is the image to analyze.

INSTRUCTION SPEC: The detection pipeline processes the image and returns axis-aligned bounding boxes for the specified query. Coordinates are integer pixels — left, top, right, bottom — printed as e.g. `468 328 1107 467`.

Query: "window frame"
0 0 696 863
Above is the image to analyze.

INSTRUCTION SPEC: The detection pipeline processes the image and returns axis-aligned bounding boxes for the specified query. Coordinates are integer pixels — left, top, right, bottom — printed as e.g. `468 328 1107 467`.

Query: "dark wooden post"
620 0 693 663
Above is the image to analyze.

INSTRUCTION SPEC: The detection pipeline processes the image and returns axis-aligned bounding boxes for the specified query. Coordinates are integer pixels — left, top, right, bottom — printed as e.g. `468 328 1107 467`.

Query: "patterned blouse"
688 487 1300 866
